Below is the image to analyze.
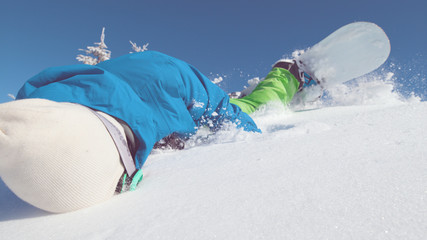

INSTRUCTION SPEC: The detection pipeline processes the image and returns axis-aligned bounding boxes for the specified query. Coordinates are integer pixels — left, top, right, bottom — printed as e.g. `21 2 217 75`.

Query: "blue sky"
1 0 426 103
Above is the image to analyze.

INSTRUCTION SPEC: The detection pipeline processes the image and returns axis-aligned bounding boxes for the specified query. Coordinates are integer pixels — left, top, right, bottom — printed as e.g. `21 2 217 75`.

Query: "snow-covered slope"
0 75 426 239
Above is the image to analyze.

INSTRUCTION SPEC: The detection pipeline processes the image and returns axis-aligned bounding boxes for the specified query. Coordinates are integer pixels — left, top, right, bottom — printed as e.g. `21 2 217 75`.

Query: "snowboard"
292 21 391 103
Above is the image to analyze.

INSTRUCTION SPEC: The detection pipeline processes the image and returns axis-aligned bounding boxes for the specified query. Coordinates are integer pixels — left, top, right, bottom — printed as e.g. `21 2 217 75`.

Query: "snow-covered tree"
77 28 150 65
129 41 149 53
76 27 111 65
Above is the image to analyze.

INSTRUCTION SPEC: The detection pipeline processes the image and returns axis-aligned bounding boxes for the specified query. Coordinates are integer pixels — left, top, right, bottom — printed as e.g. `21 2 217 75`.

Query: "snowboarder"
0 51 304 213
0 21 391 213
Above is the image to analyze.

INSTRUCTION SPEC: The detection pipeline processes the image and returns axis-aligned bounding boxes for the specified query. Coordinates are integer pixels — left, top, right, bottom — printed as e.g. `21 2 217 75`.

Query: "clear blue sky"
1 0 426 103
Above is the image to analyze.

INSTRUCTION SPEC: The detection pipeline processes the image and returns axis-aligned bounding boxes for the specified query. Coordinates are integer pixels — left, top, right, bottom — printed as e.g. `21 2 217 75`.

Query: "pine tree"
76 28 111 65
129 41 149 53
77 28 150 65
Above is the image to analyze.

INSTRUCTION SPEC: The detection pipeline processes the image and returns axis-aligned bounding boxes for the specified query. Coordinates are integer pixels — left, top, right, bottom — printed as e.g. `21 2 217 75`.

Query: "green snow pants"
230 67 300 114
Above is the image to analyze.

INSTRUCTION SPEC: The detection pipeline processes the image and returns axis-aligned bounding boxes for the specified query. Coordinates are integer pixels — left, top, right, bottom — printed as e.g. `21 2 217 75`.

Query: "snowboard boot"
272 59 318 91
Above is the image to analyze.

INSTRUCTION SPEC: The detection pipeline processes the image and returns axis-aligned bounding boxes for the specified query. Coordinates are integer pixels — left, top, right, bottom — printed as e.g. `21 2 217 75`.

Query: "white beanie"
0 99 125 213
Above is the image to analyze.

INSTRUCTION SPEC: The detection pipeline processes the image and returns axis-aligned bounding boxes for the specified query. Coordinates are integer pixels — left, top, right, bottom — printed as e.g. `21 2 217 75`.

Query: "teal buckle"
129 169 144 191
116 169 144 194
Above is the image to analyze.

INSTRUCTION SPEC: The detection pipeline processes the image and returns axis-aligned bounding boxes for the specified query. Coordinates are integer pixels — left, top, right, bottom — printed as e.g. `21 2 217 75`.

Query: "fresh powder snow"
0 69 426 239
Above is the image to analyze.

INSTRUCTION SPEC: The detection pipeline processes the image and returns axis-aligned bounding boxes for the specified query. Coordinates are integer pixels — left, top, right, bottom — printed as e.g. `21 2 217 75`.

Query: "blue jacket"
17 51 259 168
